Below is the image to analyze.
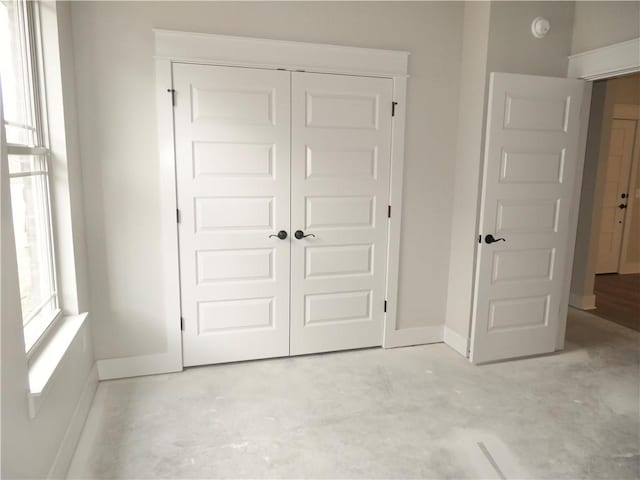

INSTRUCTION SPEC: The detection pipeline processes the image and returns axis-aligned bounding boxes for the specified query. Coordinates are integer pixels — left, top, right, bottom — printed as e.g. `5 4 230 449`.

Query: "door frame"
556 38 640 346
545 38 640 351
153 30 410 372
592 109 639 275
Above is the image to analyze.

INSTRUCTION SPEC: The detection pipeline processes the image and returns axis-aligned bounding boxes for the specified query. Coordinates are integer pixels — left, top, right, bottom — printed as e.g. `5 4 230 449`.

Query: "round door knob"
269 230 288 240
618 203 628 209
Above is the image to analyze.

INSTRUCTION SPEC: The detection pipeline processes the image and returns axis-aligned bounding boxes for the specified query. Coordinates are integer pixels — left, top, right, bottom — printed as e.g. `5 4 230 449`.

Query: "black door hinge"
384 300 388 313
392 101 398 117
388 205 392 218
180 317 184 331
176 209 181 223
167 88 176 106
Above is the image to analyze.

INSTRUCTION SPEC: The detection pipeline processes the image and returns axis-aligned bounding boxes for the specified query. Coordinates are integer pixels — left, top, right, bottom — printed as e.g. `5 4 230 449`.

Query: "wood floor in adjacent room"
593 273 640 332
67 309 639 479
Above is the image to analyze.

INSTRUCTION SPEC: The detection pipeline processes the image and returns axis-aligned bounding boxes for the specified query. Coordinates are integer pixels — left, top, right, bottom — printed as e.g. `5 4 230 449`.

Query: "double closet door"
173 64 394 367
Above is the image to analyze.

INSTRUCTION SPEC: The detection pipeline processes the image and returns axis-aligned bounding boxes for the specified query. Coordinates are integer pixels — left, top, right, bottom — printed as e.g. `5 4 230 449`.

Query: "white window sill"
27 312 88 418
25 305 62 355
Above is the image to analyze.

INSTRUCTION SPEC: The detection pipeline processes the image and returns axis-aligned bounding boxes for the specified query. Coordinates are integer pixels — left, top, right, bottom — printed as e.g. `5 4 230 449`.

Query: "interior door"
174 64 291 366
471 72 588 364
289 72 393 355
595 119 637 273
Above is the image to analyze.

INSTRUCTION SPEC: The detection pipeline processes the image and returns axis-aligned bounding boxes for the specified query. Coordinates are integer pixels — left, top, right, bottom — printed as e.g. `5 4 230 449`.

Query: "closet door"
174 64 291 366
290 72 393 355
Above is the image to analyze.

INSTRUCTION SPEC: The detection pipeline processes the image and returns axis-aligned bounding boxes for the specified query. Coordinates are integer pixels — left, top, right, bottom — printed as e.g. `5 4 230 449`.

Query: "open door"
471 73 589 364
595 118 637 273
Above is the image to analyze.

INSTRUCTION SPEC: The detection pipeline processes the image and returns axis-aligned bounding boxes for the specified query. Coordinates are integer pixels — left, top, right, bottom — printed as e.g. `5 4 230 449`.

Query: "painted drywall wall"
1 3 95 478
444 1 576 341
570 81 610 308
445 1 491 345
486 1 575 77
571 1 640 54
70 1 465 361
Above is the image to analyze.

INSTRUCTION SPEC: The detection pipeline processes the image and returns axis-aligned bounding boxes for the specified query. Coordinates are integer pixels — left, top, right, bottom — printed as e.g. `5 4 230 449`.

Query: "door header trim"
153 29 410 78
568 37 640 81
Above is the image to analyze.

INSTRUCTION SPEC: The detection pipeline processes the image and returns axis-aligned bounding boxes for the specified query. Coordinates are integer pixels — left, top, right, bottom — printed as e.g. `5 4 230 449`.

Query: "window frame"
4 0 62 355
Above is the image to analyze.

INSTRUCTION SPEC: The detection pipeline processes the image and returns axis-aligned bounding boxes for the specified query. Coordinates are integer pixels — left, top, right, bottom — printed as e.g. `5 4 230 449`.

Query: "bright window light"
1 0 60 351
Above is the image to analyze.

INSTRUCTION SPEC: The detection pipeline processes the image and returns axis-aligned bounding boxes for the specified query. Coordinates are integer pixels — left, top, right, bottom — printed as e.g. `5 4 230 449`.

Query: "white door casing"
595 119 637 274
174 64 291 366
289 72 393 355
471 73 587 364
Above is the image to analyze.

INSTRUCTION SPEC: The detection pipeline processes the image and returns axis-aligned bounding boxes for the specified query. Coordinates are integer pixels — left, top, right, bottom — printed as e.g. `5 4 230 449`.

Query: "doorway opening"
571 72 640 332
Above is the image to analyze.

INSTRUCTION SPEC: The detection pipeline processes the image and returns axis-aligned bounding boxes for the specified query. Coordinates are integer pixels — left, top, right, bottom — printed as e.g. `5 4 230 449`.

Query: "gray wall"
487 1 575 76
571 1 640 54
70 1 466 361
445 2 491 341
570 81 610 305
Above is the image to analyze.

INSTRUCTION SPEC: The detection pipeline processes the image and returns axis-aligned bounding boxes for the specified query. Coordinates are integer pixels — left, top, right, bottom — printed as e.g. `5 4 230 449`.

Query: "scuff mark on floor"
477 441 507 480
376 365 394 396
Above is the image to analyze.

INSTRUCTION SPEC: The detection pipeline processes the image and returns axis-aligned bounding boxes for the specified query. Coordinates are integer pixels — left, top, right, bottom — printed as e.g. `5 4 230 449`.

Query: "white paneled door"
290 72 393 355
471 73 588 364
174 64 394 366
174 64 291 366
595 119 636 274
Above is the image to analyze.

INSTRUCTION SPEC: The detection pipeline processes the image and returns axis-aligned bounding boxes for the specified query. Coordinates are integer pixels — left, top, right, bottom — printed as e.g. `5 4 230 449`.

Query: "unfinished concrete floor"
67 308 640 479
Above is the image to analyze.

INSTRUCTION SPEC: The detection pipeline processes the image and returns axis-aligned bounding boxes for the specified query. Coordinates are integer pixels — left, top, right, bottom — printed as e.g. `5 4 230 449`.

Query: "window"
1 0 59 351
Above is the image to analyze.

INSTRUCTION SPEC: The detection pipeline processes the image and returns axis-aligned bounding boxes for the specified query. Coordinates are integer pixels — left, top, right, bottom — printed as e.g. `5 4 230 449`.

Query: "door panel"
174 64 291 366
596 119 636 273
290 72 393 355
471 73 587 364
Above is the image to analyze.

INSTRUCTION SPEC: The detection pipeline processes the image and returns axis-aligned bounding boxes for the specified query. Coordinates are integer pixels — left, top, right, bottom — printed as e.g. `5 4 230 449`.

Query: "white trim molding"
153 29 410 78
569 293 597 311
97 350 182 381
383 325 443 348
382 77 410 348
443 327 468 358
47 363 98 479
568 37 640 80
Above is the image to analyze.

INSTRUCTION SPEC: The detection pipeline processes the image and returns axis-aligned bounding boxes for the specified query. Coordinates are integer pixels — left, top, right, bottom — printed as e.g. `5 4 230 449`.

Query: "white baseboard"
97 351 182 380
443 327 469 357
569 293 596 310
47 363 98 479
383 325 443 348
